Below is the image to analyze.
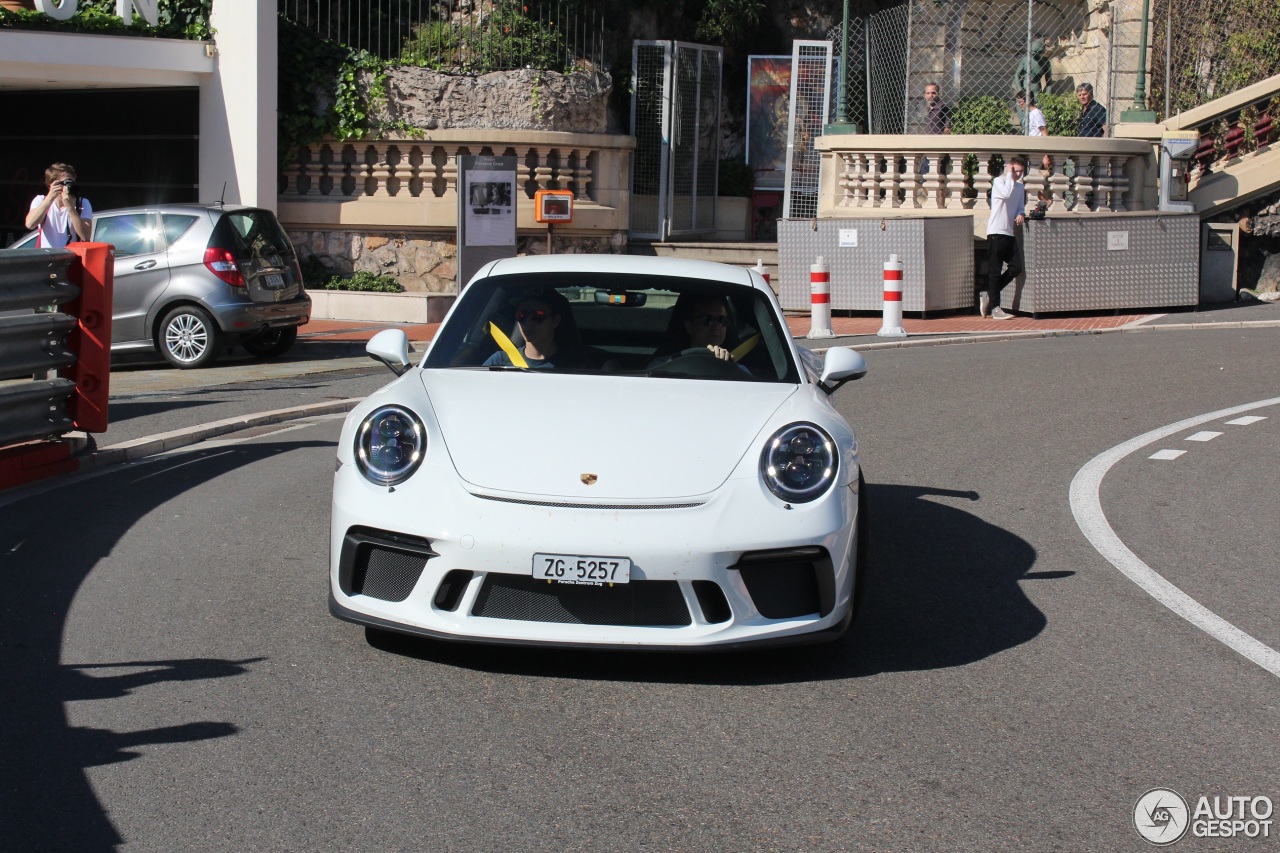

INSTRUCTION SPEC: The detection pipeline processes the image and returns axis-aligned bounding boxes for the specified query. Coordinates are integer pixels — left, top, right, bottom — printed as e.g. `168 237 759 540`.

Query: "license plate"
263 273 285 288
532 553 630 585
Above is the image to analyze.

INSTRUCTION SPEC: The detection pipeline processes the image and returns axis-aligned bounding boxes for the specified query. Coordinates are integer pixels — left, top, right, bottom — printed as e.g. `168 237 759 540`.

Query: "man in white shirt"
982 155 1027 319
1018 90 1047 136
25 162 93 248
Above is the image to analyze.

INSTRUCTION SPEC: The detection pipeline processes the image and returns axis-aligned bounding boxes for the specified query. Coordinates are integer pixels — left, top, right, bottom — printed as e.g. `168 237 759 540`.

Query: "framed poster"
746 55 791 189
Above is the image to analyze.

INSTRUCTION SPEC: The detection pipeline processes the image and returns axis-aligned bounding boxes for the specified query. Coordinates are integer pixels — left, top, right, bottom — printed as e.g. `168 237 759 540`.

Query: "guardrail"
0 244 113 489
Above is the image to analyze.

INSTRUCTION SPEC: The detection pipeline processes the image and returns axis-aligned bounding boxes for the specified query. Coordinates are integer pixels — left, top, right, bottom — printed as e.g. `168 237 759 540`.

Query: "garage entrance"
0 87 199 246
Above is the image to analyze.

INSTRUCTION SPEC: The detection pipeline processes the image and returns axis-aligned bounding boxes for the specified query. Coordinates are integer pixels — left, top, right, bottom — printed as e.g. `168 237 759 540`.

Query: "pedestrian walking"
1076 83 1107 137
1018 90 1047 137
981 156 1027 320
923 83 953 134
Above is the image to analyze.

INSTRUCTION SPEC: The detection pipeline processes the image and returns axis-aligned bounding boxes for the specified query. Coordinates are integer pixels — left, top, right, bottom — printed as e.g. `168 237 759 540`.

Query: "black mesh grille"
358 547 428 602
471 574 691 626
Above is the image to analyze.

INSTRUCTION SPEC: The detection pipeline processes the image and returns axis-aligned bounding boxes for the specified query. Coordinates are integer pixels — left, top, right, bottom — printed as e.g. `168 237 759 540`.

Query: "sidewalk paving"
296 298 1280 350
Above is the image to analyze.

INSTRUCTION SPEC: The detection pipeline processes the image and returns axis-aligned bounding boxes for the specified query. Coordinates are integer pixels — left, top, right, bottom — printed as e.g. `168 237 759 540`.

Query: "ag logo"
580 473 598 485
1135 788 1190 845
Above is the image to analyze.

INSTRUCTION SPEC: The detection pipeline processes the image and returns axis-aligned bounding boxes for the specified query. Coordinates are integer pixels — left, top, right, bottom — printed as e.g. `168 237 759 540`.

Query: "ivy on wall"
0 0 212 39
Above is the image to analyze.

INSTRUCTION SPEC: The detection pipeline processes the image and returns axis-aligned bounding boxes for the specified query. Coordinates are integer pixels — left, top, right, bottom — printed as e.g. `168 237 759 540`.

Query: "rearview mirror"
818 347 867 394
366 329 412 376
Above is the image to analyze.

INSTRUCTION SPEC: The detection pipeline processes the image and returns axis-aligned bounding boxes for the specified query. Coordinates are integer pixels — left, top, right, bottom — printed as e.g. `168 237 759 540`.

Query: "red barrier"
0 441 77 490
62 243 114 433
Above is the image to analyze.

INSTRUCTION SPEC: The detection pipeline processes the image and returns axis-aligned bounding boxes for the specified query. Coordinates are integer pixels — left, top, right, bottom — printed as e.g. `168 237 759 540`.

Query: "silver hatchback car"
6 203 311 369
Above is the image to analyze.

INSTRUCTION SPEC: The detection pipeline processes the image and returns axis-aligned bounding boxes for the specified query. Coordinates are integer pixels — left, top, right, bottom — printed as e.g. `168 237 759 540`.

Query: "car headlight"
355 405 425 486
760 423 837 503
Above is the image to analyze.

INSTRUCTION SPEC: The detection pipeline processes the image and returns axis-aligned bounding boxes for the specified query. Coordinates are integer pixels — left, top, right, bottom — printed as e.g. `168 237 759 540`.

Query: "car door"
92 211 170 344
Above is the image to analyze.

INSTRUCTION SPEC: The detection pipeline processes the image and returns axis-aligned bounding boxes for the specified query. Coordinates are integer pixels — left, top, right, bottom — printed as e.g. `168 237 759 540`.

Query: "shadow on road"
368 482 1062 684
0 442 327 852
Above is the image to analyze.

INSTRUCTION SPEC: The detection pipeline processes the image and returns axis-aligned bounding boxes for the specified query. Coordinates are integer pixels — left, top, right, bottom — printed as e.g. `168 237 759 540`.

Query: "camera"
55 179 78 195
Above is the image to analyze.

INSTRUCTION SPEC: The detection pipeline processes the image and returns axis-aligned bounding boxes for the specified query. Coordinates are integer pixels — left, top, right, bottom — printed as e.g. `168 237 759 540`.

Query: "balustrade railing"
278 130 633 230
817 136 1154 224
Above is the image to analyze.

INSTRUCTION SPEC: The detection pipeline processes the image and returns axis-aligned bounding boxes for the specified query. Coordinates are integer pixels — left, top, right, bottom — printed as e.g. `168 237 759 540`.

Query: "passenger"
484 291 581 370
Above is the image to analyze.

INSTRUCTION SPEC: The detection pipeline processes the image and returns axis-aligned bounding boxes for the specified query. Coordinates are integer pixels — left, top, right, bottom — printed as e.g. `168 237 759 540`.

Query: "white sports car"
329 254 868 649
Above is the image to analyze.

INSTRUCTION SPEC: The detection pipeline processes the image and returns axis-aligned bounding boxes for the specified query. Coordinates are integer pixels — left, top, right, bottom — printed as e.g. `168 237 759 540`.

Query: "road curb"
807 318 1280 353
84 398 364 469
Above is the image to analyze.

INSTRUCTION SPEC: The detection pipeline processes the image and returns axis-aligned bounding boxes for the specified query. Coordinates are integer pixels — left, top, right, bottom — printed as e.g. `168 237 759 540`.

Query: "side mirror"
366 328 412 376
818 347 867 395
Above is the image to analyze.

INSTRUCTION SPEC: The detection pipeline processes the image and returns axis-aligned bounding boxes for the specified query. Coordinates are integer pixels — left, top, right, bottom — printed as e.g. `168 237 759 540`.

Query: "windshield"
424 272 800 383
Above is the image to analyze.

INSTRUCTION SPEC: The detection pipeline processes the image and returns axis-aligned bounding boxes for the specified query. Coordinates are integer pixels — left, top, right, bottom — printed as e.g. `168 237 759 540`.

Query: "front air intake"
338 527 437 602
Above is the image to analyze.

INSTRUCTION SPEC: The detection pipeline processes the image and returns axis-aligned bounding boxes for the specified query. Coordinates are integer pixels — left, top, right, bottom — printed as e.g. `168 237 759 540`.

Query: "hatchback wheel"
241 326 298 359
159 305 221 369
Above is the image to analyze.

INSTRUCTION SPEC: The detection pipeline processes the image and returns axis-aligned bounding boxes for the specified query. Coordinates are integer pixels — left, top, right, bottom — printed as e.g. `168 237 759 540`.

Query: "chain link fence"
279 0 603 71
830 0 1142 136
1150 0 1280 120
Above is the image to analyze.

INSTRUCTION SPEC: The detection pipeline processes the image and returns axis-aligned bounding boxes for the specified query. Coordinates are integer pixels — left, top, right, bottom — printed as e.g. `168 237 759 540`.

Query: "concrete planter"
309 289 455 324
714 196 751 242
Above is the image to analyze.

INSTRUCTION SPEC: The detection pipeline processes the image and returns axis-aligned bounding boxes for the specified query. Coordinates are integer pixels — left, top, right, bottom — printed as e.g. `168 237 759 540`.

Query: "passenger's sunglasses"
694 314 730 328
515 308 553 323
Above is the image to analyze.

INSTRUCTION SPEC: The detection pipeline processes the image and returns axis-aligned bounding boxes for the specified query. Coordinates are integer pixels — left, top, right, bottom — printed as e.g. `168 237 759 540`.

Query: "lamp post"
1120 0 1157 122
825 0 860 134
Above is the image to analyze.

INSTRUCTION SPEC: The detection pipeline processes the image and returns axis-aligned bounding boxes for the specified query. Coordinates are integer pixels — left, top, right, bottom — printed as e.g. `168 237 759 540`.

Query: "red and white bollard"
877 254 907 338
807 255 835 339
750 258 770 290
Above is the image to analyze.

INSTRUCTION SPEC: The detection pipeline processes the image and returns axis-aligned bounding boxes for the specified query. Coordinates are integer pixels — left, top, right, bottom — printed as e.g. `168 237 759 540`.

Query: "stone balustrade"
816 135 1154 235
278 129 634 233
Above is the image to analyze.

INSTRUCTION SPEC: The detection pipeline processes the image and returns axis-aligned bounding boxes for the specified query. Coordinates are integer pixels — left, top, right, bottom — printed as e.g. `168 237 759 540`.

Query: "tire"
241 326 298 359
158 305 221 369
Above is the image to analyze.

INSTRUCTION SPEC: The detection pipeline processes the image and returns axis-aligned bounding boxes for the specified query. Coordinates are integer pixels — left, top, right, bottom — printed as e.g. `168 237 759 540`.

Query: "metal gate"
783 41 833 220
629 40 722 241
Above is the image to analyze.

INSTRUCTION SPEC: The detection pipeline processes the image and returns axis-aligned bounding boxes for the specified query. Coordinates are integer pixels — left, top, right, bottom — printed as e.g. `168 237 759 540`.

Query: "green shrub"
399 1 568 73
400 20 462 69
718 158 753 197
322 270 405 293
952 96 1017 135
1036 91 1080 137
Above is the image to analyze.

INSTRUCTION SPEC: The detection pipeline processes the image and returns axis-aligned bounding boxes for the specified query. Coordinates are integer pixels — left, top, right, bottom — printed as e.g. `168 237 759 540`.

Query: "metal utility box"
1199 222 1239 303
1007 212 1199 315
777 216 974 313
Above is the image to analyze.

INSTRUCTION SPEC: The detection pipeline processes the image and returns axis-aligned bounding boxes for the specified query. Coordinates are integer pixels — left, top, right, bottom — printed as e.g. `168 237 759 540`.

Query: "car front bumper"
329 462 861 649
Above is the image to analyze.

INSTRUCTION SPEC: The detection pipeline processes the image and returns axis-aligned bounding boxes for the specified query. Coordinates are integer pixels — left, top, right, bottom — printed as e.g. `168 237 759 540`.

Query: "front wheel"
241 326 298 359
158 305 221 369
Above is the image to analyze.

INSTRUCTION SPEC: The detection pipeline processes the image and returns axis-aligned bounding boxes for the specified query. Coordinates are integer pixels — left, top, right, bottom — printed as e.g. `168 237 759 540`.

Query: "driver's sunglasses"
515 308 552 323
695 314 730 328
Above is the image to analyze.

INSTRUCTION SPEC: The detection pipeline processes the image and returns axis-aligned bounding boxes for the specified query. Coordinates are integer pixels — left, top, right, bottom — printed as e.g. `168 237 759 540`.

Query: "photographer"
25 163 92 247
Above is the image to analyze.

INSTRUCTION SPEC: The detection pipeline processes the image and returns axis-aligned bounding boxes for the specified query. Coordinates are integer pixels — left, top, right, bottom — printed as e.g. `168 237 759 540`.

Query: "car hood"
420 371 797 499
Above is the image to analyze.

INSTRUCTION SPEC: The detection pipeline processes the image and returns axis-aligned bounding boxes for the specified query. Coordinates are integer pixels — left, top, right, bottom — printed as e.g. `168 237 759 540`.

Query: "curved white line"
1070 396 1280 678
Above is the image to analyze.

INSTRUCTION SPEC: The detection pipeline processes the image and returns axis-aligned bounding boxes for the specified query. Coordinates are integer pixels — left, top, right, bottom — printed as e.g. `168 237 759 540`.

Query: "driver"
650 294 736 367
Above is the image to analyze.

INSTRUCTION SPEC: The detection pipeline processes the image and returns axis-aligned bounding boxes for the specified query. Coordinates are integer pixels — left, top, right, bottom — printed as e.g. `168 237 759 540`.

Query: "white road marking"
1070 396 1280 679
1148 449 1186 460
1185 431 1223 441
1226 415 1267 426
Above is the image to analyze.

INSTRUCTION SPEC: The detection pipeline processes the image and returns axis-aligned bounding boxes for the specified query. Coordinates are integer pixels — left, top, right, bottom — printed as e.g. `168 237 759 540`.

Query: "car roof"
476 253 764 290
84 202 267 217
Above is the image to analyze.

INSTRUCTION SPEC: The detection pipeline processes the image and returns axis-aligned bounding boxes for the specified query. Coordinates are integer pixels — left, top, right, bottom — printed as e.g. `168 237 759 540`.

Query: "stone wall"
290 228 628 292
370 68 612 134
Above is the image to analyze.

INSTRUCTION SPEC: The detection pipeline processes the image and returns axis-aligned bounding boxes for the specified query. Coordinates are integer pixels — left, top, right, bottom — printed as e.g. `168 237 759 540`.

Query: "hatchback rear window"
211 210 294 258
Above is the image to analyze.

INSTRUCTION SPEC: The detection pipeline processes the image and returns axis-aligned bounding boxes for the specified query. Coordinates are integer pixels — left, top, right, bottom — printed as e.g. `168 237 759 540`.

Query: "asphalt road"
2 327 1278 852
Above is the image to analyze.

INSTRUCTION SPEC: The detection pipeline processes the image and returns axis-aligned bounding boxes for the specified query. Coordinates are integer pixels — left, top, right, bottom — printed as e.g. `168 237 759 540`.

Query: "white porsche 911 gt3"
329 254 868 649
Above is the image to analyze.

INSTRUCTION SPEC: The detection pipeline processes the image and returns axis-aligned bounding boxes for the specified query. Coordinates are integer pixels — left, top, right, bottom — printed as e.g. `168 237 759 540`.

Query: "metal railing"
279 0 604 72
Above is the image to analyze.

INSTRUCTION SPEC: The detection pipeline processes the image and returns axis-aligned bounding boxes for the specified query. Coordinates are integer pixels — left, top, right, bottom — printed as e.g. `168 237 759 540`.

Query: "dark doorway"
0 87 199 246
